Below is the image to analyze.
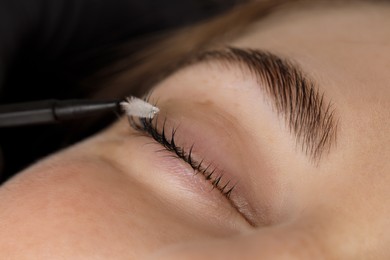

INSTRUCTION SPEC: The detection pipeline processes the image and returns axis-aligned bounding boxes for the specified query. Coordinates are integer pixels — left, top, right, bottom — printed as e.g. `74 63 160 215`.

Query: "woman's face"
1 2 389 259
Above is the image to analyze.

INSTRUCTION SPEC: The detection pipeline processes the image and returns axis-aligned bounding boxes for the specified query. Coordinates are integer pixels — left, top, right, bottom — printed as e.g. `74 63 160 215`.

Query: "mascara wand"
0 97 159 128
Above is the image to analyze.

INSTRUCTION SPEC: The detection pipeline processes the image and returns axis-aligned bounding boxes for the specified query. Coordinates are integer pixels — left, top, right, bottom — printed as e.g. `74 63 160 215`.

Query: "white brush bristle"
120 97 159 118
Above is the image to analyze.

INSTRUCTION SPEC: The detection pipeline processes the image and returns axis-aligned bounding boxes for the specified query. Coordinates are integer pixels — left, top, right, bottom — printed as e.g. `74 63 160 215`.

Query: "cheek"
2 143 243 258
3 157 160 257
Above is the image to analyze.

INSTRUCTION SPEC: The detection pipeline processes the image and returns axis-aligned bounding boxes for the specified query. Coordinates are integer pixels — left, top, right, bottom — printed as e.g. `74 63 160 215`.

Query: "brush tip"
120 96 159 119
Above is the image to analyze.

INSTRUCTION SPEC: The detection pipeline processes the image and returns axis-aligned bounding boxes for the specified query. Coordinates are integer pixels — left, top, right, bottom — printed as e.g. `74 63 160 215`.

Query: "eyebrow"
182 47 338 161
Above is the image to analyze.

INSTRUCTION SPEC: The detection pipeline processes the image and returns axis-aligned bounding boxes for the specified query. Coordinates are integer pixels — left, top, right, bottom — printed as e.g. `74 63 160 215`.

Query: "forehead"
232 2 390 100
232 2 390 51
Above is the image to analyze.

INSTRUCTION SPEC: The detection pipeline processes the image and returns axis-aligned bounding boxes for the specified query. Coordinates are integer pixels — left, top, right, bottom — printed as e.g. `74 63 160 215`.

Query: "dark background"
0 0 239 183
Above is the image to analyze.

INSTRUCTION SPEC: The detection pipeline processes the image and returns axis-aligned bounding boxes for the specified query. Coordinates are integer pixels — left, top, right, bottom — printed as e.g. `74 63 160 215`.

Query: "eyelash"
128 116 236 199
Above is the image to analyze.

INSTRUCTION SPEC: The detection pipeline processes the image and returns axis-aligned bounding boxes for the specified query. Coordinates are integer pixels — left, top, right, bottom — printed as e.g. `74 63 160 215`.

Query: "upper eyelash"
128 116 236 199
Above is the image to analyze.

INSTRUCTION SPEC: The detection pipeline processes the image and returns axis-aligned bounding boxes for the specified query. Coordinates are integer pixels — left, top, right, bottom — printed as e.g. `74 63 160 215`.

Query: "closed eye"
127 114 256 226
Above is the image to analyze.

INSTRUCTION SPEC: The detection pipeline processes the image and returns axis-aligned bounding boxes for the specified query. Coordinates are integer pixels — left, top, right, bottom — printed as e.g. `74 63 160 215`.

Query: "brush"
0 96 159 128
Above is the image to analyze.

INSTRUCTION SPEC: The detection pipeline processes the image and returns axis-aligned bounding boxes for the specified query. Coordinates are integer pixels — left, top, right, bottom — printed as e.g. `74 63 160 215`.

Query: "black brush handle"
0 99 121 127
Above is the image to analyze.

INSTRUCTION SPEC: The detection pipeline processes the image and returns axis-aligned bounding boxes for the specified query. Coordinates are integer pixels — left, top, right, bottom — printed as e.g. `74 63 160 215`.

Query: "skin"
0 2 389 259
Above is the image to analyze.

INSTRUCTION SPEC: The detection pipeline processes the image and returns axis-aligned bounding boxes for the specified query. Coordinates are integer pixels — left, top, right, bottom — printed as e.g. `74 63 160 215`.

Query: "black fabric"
0 0 237 182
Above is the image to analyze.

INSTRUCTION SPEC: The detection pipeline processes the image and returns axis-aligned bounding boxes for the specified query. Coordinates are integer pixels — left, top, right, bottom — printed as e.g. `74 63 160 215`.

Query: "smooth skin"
0 2 389 259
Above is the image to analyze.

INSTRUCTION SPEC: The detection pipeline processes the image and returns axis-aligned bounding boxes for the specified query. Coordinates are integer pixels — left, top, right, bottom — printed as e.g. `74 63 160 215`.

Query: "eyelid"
130 116 236 198
128 115 256 226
